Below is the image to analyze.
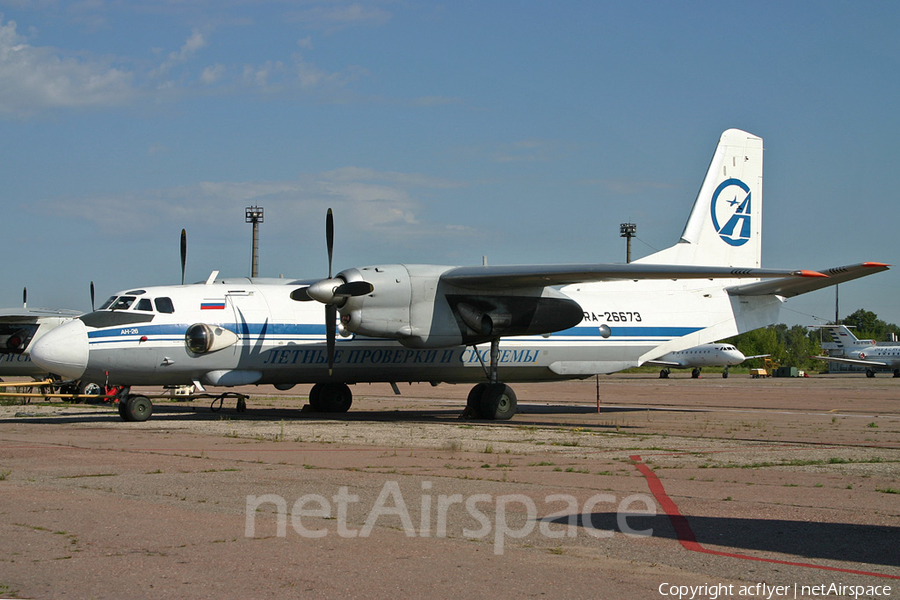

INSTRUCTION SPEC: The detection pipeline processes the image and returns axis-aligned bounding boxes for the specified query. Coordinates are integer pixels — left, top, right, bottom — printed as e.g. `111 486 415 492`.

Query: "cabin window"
136 298 153 311
155 298 175 314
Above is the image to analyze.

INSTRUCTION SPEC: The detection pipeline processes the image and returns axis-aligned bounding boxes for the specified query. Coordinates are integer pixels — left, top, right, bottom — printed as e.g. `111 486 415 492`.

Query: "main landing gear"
117 392 153 422
308 382 353 413
462 339 518 421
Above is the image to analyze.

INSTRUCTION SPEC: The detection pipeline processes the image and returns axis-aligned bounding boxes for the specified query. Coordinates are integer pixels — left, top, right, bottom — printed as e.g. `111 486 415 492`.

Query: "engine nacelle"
335 264 584 348
185 323 239 355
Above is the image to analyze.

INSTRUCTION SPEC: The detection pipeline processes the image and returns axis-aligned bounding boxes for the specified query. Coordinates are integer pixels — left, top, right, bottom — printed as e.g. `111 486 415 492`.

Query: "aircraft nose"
30 319 89 380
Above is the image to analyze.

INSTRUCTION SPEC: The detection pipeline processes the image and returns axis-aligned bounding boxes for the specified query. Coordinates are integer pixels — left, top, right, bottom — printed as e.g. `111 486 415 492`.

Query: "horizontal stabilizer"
811 355 887 368
727 262 889 298
442 263 824 290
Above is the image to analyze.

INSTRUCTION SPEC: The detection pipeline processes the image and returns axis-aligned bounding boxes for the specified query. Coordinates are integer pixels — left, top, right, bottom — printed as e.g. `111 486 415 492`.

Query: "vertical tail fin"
635 129 763 268
819 325 872 349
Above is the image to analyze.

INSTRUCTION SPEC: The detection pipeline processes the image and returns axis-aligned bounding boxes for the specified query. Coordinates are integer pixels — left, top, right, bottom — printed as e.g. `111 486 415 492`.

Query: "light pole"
620 222 636 263
245 206 264 277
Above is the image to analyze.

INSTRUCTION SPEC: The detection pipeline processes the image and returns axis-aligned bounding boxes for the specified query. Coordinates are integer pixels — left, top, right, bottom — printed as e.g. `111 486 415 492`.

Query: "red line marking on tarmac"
629 454 900 580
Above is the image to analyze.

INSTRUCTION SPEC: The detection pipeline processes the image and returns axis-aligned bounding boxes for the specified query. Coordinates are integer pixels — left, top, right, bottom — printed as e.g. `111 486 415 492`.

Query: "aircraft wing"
744 354 770 360
0 308 82 322
441 264 825 290
643 359 682 367
811 355 888 368
726 262 889 298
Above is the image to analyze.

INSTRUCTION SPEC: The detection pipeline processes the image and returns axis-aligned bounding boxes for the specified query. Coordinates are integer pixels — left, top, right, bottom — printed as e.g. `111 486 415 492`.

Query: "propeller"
290 208 373 375
22 287 26 309
90 281 95 312
180 229 187 285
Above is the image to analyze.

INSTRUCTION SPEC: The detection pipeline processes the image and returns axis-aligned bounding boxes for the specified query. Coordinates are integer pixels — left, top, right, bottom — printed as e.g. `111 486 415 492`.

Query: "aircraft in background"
646 343 768 378
30 129 889 421
0 289 81 380
812 325 900 378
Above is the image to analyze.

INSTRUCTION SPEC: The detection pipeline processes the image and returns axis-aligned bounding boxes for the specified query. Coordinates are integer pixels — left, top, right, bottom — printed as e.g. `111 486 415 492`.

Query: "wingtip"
797 270 828 278
862 262 891 268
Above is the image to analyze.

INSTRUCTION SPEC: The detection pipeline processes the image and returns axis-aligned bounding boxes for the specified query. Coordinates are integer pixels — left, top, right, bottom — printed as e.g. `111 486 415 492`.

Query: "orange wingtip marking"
798 270 828 278
862 262 891 268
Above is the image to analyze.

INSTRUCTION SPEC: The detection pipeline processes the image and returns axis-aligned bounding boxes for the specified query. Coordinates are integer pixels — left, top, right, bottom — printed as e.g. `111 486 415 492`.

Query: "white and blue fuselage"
31 275 780 389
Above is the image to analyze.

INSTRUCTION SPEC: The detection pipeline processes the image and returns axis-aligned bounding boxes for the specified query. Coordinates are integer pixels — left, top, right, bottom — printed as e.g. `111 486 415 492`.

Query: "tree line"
723 309 899 371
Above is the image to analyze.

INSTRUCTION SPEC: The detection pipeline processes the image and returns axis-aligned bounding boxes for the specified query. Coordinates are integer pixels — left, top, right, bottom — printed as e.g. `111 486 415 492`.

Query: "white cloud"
200 62 225 85
0 16 135 115
150 28 206 80
34 168 473 242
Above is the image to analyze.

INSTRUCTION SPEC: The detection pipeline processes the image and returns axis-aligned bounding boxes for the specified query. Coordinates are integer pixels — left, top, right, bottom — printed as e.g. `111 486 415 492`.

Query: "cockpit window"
110 296 136 310
136 298 153 311
155 297 175 314
99 296 116 310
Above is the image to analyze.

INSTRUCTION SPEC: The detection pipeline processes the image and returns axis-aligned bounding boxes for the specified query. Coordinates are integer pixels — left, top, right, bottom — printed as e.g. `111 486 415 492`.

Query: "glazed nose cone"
30 319 89 379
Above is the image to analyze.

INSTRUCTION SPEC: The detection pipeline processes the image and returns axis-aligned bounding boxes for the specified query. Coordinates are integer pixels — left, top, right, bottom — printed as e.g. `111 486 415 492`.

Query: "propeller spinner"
291 209 373 374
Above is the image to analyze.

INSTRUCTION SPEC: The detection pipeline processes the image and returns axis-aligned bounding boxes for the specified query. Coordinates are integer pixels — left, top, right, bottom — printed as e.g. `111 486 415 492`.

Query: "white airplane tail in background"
819 325 874 350
635 128 763 268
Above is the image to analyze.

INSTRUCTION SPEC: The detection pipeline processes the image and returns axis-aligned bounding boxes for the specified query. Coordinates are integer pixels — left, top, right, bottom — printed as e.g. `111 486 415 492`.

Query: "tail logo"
710 178 752 247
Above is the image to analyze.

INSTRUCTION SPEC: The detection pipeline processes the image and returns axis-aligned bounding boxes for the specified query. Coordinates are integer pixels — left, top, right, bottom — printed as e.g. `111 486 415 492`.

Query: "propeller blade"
326 304 337 375
290 287 313 302
90 281 95 312
180 229 187 285
333 281 374 298
326 208 334 279
22 287 26 309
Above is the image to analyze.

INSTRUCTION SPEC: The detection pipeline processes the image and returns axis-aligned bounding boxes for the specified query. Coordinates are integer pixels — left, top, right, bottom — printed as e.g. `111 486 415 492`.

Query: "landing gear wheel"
659 369 670 379
77 381 102 403
121 394 153 422
866 369 876 378
691 368 701 379
478 383 517 420
461 383 488 418
117 400 128 420
894 369 900 378
309 383 352 413
722 367 729 379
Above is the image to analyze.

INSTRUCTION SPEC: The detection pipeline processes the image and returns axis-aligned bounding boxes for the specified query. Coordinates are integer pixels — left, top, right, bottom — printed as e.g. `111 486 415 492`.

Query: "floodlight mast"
246 205 264 277
620 222 636 263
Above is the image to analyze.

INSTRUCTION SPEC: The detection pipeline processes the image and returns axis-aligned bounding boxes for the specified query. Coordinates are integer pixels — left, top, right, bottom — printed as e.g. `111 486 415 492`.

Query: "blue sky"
2 1 897 327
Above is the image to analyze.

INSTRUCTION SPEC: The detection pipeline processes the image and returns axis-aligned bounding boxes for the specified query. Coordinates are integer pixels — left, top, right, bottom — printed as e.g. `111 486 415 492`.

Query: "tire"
308 383 323 411
466 383 488 415
123 395 153 422
315 383 353 413
478 383 517 420
77 381 102 403
866 369 876 378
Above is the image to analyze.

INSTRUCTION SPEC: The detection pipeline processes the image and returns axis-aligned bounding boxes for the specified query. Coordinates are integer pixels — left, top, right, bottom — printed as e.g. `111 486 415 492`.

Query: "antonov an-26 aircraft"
30 129 888 422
